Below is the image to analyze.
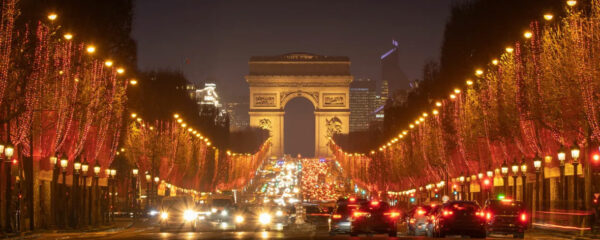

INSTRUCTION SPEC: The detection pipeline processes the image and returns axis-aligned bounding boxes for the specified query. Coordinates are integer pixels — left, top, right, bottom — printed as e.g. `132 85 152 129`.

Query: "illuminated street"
1 0 600 239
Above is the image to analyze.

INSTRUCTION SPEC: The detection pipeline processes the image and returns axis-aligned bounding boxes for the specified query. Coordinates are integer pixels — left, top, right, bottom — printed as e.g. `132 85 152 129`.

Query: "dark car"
304 204 329 225
406 204 433 236
425 204 442 237
159 196 198 232
328 198 364 235
431 200 486 238
350 200 400 237
482 199 528 238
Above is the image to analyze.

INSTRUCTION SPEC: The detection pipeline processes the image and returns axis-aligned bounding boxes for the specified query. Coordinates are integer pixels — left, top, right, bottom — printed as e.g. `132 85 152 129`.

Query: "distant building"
195 83 222 108
349 78 377 132
381 40 409 94
225 102 249 131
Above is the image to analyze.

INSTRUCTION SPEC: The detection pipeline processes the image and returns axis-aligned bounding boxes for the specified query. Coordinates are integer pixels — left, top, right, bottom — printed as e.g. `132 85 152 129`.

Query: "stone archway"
246 53 352 158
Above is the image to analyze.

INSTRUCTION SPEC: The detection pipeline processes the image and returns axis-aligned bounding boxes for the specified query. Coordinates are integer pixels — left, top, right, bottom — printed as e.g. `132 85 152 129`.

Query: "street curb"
1 220 136 240
530 229 599 240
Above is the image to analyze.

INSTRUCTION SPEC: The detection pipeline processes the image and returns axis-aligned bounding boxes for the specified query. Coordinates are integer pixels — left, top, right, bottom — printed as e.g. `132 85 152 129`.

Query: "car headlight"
235 215 244 223
221 210 228 216
211 208 217 213
149 210 158 216
183 210 197 221
160 212 168 220
276 210 283 217
259 213 272 225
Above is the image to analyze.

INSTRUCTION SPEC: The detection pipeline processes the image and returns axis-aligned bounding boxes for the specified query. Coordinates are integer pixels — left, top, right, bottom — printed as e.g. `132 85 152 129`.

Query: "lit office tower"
349 78 377 132
380 39 408 94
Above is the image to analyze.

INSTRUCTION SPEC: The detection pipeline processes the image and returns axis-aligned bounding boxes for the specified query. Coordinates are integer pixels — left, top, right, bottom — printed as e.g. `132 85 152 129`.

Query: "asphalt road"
23 220 572 240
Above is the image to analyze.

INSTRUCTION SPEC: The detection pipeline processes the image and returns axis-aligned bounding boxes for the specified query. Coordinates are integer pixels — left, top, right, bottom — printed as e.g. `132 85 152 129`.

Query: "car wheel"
438 230 446 238
329 232 335 236
513 233 524 239
350 232 358 237
388 231 397 237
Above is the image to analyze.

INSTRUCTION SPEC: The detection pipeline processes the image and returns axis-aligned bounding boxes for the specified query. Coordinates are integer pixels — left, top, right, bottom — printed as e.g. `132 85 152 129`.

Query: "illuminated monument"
246 53 352 157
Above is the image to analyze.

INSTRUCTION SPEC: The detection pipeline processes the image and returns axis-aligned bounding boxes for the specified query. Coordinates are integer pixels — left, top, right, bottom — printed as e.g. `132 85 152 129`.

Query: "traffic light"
593 193 599 206
409 193 415 203
483 178 491 187
11 159 17 165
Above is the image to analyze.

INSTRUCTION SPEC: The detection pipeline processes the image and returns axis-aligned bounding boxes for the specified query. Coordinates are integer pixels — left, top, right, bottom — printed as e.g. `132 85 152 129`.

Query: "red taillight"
384 211 400 219
353 211 367 218
417 209 426 215
520 213 527 222
442 210 453 217
371 200 379 206
332 214 342 219
349 197 356 202
486 212 492 220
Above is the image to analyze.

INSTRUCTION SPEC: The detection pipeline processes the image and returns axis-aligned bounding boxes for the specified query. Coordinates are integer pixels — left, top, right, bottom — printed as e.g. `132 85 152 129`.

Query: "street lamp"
511 161 519 198
131 168 139 215
533 155 542 211
520 159 527 202
459 176 465 200
109 169 116 222
571 142 580 209
501 161 509 196
72 158 81 228
93 162 100 225
81 161 89 226
145 172 151 210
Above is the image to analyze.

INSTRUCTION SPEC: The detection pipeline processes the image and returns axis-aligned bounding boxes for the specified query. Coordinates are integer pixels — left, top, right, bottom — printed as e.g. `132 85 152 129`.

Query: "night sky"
133 0 452 156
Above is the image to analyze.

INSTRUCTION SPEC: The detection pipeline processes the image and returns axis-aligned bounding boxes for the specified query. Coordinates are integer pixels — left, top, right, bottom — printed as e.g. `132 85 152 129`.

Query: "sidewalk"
530 228 600 240
1 217 135 240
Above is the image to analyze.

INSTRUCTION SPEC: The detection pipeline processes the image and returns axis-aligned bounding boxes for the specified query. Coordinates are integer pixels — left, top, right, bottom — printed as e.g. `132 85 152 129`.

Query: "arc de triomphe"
246 53 352 158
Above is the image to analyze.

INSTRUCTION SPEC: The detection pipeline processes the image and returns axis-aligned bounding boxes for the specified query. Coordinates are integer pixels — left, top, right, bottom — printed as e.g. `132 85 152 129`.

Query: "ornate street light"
557 145 566 166
571 142 580 209
511 160 519 198
533 155 542 211
81 161 89 226
60 158 68 172
93 164 101 176
520 159 527 202
501 160 509 196
4 145 14 159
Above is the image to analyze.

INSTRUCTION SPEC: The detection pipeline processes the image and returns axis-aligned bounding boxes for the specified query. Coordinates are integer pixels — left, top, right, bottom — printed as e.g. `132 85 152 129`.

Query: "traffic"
145 157 533 239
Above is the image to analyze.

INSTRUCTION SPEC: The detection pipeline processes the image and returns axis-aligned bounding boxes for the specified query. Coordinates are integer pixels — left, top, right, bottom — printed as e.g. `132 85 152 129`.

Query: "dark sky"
132 0 452 157
133 0 452 102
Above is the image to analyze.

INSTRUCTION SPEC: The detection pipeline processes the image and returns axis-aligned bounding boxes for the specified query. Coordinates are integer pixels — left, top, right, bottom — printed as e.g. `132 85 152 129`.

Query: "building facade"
349 78 377 132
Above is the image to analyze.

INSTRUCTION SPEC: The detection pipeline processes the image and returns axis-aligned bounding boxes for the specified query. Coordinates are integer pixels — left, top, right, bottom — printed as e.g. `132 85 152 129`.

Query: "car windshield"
161 197 193 212
305 206 322 214
335 203 361 214
359 201 391 213
488 200 523 212
213 199 233 207
448 202 479 213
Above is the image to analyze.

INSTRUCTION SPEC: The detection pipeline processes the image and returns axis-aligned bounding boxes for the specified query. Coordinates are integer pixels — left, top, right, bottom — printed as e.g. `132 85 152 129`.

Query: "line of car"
328 197 528 238
405 198 528 238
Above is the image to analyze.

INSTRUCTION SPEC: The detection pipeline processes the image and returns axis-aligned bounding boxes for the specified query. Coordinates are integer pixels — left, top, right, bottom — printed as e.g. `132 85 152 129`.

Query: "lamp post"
501 161 509 196
558 145 566 207
93 163 100 226
459 175 465 200
81 161 89 226
533 156 542 212
145 172 151 210
478 173 484 203
571 142 580 209
59 158 68 227
153 176 159 206
131 168 138 216
72 158 81 228
3 144 14 232
520 160 527 203
487 170 494 199
511 161 519 199
467 176 472 200
49 155 58 227
110 169 116 223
